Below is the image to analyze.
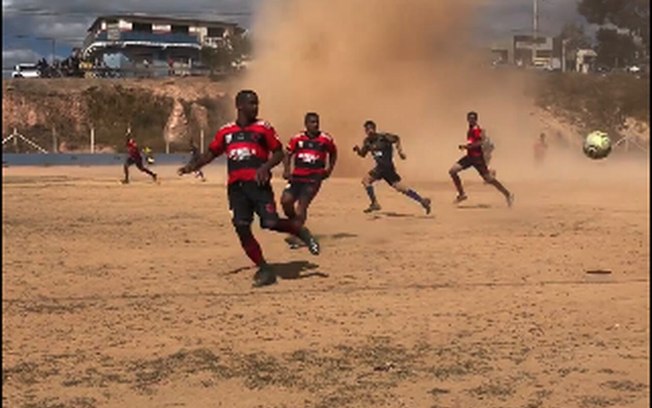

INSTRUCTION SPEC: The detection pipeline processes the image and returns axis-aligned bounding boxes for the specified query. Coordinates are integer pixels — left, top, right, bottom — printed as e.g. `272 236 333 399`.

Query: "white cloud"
2 48 43 66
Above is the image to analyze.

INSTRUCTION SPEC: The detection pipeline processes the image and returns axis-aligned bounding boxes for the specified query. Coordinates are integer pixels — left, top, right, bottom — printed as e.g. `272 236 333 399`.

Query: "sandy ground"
2 163 649 408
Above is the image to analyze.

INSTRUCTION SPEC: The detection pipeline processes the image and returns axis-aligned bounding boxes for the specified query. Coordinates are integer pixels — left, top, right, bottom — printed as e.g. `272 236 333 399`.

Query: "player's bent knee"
259 216 280 230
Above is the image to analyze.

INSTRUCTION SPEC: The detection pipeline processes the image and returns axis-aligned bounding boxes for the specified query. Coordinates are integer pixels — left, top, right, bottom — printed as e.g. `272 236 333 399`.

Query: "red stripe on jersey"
287 132 336 179
209 119 282 184
228 168 259 185
467 126 483 157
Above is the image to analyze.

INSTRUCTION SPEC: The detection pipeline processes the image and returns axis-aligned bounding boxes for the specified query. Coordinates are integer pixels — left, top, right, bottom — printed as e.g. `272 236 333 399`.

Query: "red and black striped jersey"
126 138 140 158
466 125 484 158
286 132 337 181
209 120 282 184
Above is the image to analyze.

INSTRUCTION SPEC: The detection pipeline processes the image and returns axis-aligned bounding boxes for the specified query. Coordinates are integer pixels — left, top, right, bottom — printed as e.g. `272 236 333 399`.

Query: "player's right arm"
353 137 370 157
178 129 224 175
282 135 298 180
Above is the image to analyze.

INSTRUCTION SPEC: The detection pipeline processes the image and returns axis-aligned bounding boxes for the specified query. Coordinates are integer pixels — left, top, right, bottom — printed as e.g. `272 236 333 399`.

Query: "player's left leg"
280 183 301 249
250 183 320 255
362 170 381 212
390 180 431 214
293 181 321 226
475 160 514 207
449 157 472 203
135 158 157 181
122 157 134 184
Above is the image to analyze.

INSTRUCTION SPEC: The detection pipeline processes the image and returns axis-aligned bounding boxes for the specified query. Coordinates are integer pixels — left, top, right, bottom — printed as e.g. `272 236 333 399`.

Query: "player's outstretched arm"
353 142 369 157
178 150 216 175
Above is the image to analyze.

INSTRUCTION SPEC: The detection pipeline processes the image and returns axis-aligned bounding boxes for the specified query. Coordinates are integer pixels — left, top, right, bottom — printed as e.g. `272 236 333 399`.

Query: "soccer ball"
146 156 155 165
583 131 612 160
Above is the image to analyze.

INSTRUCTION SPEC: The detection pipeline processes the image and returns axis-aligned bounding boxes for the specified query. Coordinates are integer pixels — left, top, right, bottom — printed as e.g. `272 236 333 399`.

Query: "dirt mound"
2 78 231 153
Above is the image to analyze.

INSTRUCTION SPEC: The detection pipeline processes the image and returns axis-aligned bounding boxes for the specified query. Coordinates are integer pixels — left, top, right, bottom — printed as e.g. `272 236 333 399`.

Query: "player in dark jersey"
449 111 514 206
281 112 337 249
177 90 320 288
353 120 431 214
122 130 157 184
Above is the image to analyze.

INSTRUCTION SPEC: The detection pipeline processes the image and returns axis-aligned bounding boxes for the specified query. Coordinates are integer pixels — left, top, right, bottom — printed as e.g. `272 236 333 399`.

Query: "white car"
12 63 41 78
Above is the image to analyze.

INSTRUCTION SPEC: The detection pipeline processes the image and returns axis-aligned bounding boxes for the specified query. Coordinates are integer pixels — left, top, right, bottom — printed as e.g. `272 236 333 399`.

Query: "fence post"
52 127 57 153
166 139 170 154
90 127 95 153
200 129 205 154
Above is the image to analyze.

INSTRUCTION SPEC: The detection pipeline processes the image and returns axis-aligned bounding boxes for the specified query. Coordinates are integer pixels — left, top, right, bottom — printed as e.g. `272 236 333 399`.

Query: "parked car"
12 63 41 78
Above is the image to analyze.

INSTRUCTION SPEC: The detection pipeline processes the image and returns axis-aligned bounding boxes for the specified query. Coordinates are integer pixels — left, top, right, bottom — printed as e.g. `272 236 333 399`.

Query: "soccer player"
177 90 320 288
281 112 337 248
188 140 206 181
122 130 157 184
449 111 514 206
353 120 431 214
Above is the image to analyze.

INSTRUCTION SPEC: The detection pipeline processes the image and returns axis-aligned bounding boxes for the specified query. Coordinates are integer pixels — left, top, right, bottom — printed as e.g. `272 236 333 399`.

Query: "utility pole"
532 0 539 64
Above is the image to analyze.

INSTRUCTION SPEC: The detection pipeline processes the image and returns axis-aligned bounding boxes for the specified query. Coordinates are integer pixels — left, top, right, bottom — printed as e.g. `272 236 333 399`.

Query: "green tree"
559 23 592 51
577 0 649 46
595 28 638 68
200 44 232 74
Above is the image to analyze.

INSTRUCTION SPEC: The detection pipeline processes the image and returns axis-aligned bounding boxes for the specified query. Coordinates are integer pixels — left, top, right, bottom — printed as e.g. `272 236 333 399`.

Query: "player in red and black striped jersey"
281 112 337 248
177 90 320 288
449 111 514 207
122 130 157 184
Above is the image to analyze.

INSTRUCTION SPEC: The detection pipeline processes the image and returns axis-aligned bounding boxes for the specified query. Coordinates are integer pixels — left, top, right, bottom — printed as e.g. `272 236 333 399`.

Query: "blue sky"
2 0 585 69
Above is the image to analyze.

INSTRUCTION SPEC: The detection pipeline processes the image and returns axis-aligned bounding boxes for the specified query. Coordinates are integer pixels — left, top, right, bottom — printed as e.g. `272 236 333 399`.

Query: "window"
132 22 153 33
207 27 225 38
171 25 189 35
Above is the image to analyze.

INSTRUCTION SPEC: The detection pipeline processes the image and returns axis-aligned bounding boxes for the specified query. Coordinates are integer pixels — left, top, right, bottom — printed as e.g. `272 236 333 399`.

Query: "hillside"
2 77 233 153
2 73 649 155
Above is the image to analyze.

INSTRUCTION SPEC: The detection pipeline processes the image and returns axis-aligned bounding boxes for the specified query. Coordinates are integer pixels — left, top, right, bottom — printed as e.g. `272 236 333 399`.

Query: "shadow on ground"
271 260 328 280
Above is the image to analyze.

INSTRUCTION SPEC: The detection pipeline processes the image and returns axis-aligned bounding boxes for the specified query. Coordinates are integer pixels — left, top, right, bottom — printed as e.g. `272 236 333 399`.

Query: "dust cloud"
235 0 647 185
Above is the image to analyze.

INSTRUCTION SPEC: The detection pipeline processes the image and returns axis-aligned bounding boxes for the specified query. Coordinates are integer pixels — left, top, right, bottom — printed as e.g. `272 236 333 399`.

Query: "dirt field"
2 163 649 408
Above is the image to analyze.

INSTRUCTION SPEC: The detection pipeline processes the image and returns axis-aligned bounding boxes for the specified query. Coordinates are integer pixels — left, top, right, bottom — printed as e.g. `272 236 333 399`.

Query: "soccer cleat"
363 202 381 213
454 194 468 204
297 228 320 255
121 179 129 184
506 193 515 208
253 265 277 288
421 198 432 215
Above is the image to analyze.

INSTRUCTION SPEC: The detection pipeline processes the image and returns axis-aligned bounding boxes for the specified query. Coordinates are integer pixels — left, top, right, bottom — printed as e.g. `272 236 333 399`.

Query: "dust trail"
236 0 648 186
236 0 493 176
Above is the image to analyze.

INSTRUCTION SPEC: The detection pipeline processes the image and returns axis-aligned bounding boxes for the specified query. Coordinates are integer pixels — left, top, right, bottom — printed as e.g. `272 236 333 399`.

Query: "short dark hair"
363 120 376 128
235 89 257 105
305 112 319 122
467 111 478 119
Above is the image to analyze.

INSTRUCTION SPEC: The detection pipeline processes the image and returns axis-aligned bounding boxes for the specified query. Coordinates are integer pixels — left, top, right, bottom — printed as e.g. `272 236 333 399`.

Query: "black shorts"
228 181 279 226
283 180 322 203
126 156 144 168
369 165 401 185
457 155 490 176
